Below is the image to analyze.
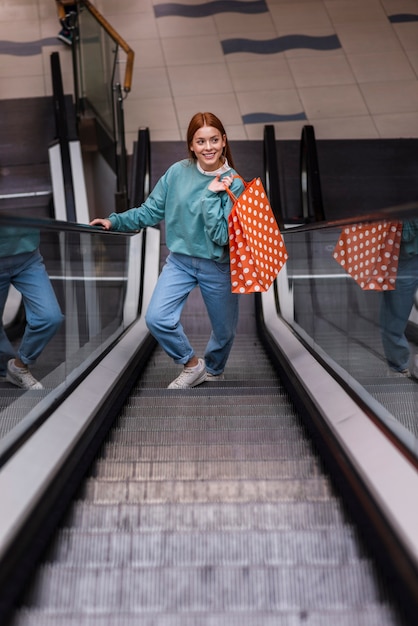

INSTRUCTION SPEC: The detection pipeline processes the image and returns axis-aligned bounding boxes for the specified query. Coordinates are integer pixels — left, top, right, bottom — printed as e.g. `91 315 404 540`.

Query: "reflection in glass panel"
0 223 131 442
282 217 418 442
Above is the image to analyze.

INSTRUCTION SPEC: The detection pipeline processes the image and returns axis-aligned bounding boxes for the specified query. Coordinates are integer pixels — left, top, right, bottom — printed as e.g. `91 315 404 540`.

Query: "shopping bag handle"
225 174 246 203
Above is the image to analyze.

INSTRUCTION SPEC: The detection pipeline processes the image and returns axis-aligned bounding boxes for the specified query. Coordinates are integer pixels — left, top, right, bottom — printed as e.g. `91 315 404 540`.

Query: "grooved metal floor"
8 292 408 625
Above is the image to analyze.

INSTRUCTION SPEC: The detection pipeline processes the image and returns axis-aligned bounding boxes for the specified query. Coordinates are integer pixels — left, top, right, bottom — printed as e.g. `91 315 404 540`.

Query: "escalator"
0 211 416 624
1 126 418 624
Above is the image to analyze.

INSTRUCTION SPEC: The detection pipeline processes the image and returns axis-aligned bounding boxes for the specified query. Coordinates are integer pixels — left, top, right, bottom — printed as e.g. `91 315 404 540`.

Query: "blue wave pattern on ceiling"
154 0 268 18
388 13 418 23
153 3 342 125
243 112 307 124
0 38 57 56
222 34 341 55
221 34 340 123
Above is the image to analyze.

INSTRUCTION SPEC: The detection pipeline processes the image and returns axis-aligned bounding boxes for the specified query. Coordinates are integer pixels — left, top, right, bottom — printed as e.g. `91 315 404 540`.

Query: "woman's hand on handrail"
90 218 112 230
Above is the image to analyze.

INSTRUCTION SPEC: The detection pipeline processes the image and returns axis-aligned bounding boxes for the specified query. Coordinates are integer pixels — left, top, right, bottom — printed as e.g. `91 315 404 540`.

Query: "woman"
90 112 244 388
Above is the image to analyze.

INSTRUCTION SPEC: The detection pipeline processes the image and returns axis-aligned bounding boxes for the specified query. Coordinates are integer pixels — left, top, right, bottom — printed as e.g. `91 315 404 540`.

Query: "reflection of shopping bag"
227 177 288 294
333 221 402 291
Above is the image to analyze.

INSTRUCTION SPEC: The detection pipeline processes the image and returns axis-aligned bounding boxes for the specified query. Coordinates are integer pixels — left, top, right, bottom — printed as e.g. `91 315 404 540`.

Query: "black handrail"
263 125 284 227
113 83 129 213
50 51 76 222
300 124 325 222
130 127 151 207
129 127 152 316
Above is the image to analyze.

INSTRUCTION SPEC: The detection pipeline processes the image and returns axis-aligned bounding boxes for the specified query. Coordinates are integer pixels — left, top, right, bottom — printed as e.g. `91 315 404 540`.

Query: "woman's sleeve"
108 175 168 231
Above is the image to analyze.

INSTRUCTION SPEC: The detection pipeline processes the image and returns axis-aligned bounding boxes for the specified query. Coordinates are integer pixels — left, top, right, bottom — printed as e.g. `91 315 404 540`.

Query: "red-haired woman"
90 112 244 388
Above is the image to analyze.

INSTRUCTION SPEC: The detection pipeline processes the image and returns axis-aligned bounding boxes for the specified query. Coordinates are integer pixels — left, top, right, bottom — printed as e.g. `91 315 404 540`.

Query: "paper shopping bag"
227 177 288 294
333 221 402 291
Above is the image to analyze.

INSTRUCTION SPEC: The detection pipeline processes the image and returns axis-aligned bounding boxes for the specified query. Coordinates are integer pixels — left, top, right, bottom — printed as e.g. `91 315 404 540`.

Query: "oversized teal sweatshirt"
108 159 244 263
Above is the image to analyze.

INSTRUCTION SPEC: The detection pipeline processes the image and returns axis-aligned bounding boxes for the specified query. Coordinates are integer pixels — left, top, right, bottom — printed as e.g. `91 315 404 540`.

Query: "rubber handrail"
50 51 76 222
263 125 285 227
300 124 325 222
130 128 151 207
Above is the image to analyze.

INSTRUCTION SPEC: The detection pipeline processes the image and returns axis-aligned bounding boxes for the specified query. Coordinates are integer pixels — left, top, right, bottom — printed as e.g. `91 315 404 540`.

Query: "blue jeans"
145 252 240 375
380 253 418 371
0 249 64 376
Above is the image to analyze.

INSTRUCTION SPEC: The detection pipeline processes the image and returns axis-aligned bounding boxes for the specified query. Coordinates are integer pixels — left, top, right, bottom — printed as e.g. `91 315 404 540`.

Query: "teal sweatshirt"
108 159 244 263
0 227 40 258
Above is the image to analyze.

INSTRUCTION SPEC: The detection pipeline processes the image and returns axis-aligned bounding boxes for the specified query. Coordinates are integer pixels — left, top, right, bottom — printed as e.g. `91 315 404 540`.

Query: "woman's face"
190 125 226 172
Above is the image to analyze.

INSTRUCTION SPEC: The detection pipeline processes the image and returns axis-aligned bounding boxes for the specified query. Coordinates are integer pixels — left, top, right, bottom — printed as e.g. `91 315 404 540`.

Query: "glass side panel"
281 217 418 447
78 6 119 136
0 222 135 444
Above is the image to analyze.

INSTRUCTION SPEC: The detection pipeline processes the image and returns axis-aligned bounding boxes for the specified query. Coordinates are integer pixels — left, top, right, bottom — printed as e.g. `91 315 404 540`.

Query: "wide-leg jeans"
145 252 240 375
0 250 64 375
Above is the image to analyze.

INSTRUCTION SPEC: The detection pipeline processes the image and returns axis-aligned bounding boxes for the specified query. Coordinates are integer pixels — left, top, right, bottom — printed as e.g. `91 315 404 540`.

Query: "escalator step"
44 527 365 566
100 441 315 460
80 477 332 504
63 500 352 532
20 562 387 612
107 426 311 444
6 607 402 626
91 458 321 480
117 413 303 427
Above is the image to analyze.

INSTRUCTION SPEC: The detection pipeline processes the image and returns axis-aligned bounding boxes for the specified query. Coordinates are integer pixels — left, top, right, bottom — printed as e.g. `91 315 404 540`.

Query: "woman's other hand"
208 174 234 193
90 218 112 230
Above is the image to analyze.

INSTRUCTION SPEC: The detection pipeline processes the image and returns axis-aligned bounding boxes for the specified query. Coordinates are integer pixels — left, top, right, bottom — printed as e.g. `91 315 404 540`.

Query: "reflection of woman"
380 220 418 378
0 227 64 389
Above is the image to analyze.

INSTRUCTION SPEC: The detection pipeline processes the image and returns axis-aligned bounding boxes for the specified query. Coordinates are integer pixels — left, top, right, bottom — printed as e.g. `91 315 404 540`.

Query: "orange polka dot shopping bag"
333 221 402 291
226 177 288 294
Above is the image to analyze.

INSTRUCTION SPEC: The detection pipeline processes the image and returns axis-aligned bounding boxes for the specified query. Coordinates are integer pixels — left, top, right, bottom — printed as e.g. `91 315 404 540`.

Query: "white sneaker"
167 358 207 389
6 359 44 390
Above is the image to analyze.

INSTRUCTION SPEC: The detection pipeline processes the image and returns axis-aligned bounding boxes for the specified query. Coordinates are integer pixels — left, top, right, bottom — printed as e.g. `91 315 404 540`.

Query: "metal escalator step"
124 390 292 403
80 477 332 504
132 387 292 398
45 528 365 566
137 368 280 382
117 414 303 427
119 402 296 417
135 380 283 389
101 441 315 461
19 562 387 611
138 356 277 370
91 458 321 480
7 606 404 626
64 501 349 532
106 426 310 445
